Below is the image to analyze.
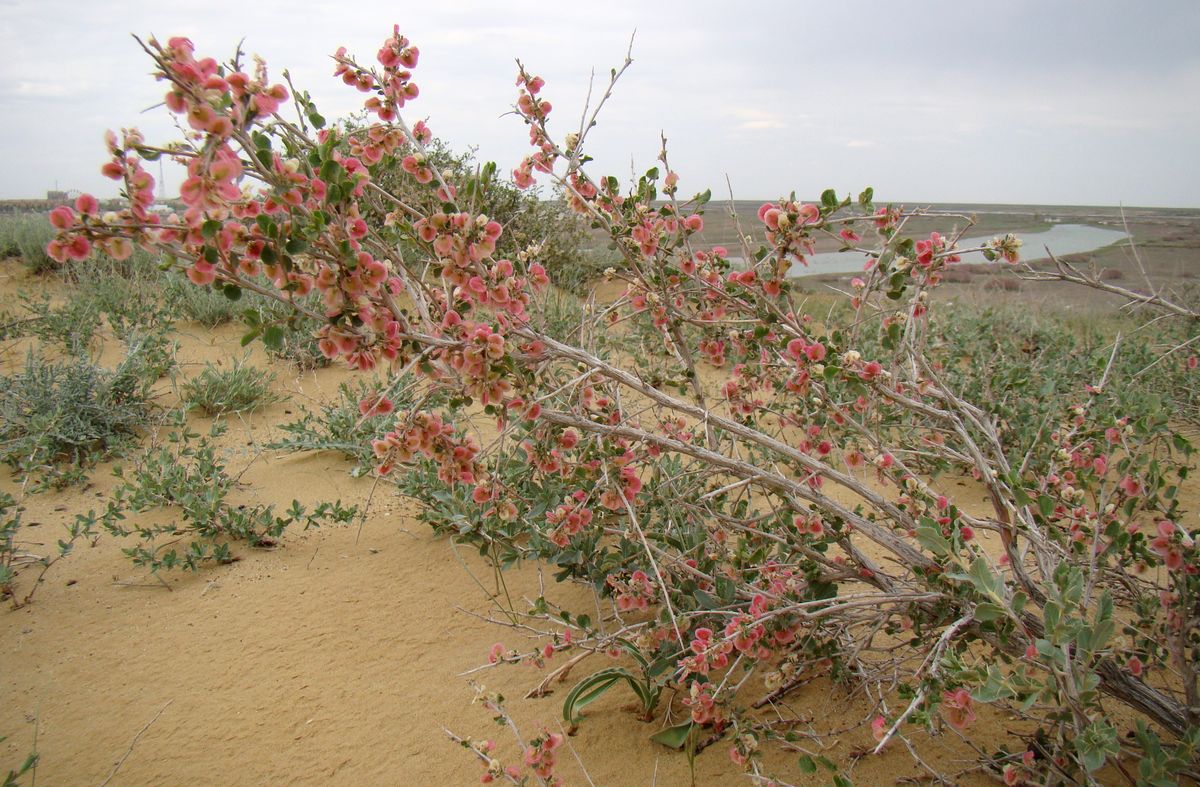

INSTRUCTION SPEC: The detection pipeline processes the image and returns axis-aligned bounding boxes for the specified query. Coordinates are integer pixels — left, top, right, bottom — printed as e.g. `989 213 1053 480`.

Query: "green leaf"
263 325 284 351
222 284 242 301
797 755 817 774
1037 495 1056 520
967 557 1001 597
649 721 693 750
319 159 342 182
974 602 1007 622
562 668 630 723
914 524 952 557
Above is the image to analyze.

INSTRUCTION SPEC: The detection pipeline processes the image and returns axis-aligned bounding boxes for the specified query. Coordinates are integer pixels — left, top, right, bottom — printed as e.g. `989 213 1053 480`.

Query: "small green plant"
0 335 170 488
0 214 25 258
1 734 38 787
10 215 57 274
73 256 175 338
562 640 666 726
164 274 239 327
2 291 102 351
181 357 279 416
101 418 358 572
532 288 589 347
1 492 98 608
269 377 443 475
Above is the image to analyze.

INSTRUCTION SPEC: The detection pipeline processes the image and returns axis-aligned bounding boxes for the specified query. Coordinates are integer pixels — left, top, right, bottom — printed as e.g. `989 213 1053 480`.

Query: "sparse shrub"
270 377 444 475
11 216 57 274
0 334 170 488
43 252 176 338
0 215 27 258
101 417 358 573
532 288 588 346
181 357 279 416
1 492 98 608
1098 267 1124 280
3 291 102 352
165 274 239 327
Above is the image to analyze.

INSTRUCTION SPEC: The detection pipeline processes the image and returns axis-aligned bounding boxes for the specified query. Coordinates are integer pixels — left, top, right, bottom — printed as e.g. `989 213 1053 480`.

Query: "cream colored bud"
475 214 489 227
603 267 616 279
102 211 119 224
284 158 301 174
564 132 580 150
776 213 792 229
894 256 911 272
843 350 861 365
811 363 825 376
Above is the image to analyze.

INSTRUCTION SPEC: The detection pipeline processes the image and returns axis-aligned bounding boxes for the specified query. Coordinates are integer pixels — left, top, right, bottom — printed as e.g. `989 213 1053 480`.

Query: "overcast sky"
2 0 1198 206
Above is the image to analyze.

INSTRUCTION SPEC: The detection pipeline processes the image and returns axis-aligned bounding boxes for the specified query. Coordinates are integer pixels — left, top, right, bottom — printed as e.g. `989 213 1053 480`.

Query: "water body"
763 223 1131 277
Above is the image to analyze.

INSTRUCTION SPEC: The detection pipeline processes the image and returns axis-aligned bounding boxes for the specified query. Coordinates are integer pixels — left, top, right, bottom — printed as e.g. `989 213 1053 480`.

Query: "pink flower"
871 715 887 743
74 193 99 216
941 688 976 730
48 205 76 229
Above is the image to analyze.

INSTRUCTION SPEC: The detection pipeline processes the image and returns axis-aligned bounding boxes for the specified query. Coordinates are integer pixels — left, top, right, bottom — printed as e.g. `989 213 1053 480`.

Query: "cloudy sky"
2 0 1197 206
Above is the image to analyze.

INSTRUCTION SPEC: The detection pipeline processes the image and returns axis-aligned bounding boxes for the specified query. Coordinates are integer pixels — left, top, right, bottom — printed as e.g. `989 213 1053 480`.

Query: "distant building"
46 190 70 205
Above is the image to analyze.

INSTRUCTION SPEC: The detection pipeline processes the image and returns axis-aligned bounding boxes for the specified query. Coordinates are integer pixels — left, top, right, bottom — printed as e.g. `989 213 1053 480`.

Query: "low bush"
164 274 239 327
181 358 278 416
0 333 172 488
101 417 358 573
1 491 99 608
11 216 57 274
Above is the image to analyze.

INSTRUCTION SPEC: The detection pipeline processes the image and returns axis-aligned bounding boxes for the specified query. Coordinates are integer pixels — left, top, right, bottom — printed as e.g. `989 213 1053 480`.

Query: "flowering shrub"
51 28 1200 784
